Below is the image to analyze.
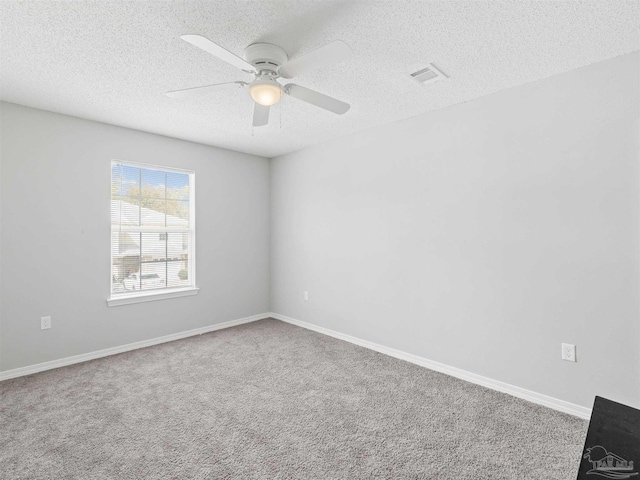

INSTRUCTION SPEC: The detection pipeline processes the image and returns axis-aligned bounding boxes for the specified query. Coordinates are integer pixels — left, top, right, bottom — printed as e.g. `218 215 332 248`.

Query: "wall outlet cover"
562 343 576 362
41 316 52 330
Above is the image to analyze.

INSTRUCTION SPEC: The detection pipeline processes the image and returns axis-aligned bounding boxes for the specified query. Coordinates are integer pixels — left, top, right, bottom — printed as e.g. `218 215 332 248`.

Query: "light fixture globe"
249 77 283 106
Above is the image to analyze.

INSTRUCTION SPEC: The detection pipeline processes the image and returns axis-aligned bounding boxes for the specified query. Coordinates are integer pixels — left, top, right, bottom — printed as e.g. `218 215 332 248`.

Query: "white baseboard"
2 311 593 419
0 312 271 382
270 312 592 420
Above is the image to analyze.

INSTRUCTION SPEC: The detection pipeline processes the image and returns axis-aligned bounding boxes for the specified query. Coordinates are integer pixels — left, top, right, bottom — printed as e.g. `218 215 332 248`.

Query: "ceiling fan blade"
253 103 270 127
278 40 352 79
181 34 255 72
284 84 350 114
165 81 245 99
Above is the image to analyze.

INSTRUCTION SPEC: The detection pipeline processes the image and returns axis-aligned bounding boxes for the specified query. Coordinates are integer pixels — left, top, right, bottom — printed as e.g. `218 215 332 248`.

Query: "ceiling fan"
165 35 352 127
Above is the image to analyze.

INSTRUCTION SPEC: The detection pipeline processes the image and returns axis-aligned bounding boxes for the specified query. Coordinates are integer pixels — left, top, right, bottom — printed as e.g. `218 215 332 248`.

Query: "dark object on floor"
577 396 640 479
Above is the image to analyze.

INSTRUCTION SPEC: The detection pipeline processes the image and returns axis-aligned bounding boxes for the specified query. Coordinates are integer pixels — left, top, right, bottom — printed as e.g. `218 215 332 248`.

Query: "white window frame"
107 160 198 307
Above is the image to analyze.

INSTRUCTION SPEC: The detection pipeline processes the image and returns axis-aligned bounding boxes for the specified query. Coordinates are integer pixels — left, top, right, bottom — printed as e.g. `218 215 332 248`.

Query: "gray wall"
0 102 270 371
270 52 640 409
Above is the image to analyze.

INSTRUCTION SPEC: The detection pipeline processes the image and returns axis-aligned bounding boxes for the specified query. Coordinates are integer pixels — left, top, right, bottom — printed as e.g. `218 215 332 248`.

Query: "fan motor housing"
244 43 288 72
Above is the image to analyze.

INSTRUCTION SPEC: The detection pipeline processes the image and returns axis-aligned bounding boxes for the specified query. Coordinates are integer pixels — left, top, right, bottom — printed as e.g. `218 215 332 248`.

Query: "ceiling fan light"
249 83 282 106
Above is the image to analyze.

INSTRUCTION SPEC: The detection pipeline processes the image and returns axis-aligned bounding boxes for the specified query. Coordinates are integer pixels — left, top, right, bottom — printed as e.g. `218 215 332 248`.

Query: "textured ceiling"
1 1 638 158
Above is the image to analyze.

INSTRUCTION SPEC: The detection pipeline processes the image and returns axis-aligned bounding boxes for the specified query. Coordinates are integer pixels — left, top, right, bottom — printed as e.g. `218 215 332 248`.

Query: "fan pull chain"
251 103 255 137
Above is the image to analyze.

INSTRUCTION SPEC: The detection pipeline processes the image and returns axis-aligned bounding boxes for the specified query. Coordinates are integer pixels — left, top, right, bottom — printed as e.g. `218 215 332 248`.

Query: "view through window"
110 161 195 297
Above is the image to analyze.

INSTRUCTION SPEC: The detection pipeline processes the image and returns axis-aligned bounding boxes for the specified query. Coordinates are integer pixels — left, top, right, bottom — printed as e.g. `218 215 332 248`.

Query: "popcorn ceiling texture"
0 0 638 157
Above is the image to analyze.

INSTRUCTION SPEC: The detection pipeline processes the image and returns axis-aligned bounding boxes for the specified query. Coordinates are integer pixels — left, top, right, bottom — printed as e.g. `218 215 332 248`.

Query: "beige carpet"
0 318 587 479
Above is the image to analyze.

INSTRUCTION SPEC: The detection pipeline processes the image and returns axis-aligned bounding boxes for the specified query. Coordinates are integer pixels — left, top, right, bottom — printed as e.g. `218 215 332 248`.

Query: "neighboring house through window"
108 161 197 306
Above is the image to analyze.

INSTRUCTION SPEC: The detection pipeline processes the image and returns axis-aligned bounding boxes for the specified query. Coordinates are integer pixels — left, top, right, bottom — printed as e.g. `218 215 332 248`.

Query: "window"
108 161 197 306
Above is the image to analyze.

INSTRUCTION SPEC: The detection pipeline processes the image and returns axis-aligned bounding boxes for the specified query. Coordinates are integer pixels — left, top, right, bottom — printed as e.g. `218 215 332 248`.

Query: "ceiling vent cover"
410 64 448 85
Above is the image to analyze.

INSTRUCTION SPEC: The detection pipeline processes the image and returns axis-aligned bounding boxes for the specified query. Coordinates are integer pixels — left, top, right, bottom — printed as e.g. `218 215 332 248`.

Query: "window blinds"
110 161 195 295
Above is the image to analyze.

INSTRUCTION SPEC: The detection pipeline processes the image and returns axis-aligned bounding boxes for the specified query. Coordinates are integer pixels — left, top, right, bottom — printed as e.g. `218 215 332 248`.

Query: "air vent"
410 64 448 85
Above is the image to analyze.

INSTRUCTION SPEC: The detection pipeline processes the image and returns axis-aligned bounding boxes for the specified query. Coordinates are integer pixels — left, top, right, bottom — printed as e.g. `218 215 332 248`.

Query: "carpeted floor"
1 318 587 479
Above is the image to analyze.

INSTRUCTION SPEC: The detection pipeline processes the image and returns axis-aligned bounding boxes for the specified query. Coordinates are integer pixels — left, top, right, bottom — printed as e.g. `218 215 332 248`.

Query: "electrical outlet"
561 343 576 362
304 291 309 301
41 316 52 330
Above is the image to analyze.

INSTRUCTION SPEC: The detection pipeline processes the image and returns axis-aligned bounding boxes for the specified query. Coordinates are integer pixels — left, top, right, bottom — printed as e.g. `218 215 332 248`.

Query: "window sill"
107 287 199 307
